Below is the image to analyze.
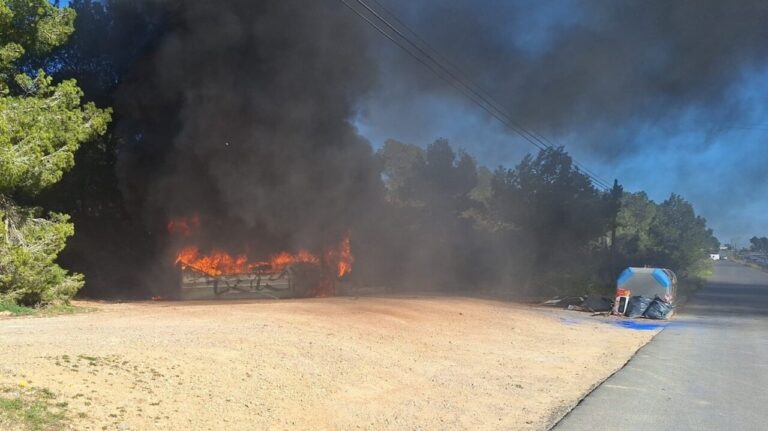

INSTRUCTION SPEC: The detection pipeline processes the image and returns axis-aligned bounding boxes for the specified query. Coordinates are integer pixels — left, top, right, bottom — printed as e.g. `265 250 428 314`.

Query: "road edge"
544 328 664 430
545 266 717 430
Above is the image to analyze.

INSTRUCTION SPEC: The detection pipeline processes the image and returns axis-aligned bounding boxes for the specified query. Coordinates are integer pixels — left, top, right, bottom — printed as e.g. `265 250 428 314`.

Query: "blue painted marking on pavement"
608 320 668 330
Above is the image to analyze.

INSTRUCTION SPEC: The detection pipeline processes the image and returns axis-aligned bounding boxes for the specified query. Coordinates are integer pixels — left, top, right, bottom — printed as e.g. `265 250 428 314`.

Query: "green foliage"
380 138 477 213
0 0 111 306
407 139 478 215
8 0 171 298
0 300 87 316
0 384 69 430
749 236 768 252
491 147 610 248
376 139 480 288
0 73 110 194
647 194 718 274
377 142 718 295
489 147 614 293
464 166 496 230
615 192 718 279
0 300 35 315
0 198 84 305
616 192 658 255
0 0 75 93
379 139 425 205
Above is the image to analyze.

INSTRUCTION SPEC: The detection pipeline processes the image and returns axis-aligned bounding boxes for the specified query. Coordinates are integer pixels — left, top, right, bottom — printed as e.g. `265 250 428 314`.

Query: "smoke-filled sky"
115 0 382 256
352 0 768 244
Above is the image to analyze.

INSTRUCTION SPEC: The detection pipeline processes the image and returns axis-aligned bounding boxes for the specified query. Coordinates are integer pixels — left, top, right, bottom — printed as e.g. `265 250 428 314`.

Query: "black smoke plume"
44 0 766 296
116 0 383 270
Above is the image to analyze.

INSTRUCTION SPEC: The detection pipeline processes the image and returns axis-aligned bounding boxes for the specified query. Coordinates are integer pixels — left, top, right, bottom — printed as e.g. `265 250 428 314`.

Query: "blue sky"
355 95 768 245
353 0 768 245
356 76 768 246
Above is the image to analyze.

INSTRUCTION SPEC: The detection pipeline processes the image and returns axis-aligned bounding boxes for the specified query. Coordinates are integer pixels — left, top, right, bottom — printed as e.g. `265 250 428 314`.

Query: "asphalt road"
554 261 768 431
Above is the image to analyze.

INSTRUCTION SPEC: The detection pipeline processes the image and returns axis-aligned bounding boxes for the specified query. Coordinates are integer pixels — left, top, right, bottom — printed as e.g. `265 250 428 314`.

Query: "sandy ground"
0 296 655 430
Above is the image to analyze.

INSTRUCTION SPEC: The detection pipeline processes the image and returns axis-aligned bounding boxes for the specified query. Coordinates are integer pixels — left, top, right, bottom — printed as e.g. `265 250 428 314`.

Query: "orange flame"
169 216 353 281
324 233 353 277
175 246 320 277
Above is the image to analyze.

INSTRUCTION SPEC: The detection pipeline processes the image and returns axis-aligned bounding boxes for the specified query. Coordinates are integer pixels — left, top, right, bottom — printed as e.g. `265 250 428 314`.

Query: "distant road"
554 261 768 431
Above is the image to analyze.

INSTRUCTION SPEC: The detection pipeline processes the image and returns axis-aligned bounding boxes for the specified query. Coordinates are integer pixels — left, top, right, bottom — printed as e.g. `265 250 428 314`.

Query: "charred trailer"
179 262 327 300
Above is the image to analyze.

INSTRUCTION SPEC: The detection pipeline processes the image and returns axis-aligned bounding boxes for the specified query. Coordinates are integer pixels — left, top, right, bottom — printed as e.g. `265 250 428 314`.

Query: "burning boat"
169 216 352 299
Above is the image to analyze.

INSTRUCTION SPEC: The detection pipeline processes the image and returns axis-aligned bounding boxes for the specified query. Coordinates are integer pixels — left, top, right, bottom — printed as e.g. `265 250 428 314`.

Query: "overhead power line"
352 0 614 190
339 0 614 191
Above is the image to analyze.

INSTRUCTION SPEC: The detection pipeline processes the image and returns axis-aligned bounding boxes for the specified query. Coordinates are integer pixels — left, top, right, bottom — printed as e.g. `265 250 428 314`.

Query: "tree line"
749 237 768 253
368 139 718 295
0 1 719 306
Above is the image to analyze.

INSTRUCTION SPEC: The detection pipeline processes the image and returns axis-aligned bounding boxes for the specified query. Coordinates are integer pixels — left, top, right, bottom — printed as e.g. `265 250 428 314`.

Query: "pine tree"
0 0 111 306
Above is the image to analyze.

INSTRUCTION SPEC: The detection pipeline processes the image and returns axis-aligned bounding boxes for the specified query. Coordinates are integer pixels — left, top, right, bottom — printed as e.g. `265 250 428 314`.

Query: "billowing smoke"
68 0 768 296
363 0 768 158
116 0 383 261
353 0 768 240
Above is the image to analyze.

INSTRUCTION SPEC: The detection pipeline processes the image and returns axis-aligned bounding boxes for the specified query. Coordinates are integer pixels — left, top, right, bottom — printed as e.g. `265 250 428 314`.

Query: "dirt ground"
0 296 656 430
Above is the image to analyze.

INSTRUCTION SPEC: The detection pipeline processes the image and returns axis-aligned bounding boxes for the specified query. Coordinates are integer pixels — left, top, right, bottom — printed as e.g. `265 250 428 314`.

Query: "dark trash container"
644 297 675 320
614 267 677 317
625 296 653 318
